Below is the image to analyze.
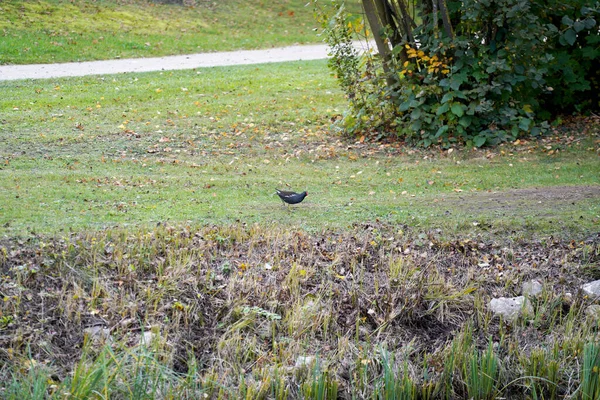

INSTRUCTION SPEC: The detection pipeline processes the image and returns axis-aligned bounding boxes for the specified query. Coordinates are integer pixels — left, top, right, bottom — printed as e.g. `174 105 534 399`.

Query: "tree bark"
362 0 396 87
437 0 455 40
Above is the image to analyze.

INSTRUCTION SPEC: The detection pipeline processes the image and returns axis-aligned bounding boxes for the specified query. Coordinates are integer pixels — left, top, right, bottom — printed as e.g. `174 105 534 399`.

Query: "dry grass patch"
1 223 599 397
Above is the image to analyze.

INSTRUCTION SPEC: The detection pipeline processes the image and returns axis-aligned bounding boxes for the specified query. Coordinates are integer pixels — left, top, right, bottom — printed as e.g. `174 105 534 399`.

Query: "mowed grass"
1 59 599 238
0 0 361 64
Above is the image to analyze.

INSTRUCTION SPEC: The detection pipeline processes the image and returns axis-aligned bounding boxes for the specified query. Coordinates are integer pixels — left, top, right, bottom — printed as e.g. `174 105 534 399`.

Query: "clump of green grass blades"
581 343 600 400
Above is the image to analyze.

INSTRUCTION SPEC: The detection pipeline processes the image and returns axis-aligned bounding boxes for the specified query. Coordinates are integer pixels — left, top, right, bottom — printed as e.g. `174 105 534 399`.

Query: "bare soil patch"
438 185 600 215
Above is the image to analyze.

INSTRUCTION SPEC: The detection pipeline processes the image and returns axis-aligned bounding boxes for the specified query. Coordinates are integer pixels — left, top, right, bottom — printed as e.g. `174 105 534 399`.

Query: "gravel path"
0 42 372 81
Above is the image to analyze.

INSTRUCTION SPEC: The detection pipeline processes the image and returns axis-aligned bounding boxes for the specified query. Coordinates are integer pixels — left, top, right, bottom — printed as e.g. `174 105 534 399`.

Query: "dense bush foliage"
317 0 599 146
536 0 600 117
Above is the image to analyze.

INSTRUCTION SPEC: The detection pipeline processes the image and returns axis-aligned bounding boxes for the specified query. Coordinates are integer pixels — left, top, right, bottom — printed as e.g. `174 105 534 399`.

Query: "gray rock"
489 296 532 319
522 280 543 297
582 280 600 297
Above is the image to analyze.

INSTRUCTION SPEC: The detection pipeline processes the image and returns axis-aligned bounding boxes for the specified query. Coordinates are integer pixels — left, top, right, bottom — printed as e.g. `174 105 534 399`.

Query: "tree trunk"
362 0 396 87
437 0 455 40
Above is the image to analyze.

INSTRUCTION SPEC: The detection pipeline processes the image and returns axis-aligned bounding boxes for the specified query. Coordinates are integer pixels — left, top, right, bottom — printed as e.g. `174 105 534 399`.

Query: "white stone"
522 280 543 297
84 326 111 344
586 305 600 320
293 355 317 380
139 331 156 346
295 355 316 368
582 280 600 297
489 296 532 319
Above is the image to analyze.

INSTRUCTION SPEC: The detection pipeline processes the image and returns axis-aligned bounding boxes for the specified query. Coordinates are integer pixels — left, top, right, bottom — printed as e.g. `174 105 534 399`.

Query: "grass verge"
0 0 361 64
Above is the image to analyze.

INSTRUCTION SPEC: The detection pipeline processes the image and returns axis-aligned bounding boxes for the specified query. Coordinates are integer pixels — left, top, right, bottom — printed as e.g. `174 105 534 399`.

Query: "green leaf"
584 18 596 29
436 103 450 115
459 116 472 128
449 72 467 91
410 108 422 120
473 136 486 147
559 35 567 46
519 118 532 131
561 16 574 26
451 103 465 117
582 46 599 59
435 125 449 138
563 29 577 46
574 21 585 32
409 99 423 108
441 93 454 104
449 78 462 91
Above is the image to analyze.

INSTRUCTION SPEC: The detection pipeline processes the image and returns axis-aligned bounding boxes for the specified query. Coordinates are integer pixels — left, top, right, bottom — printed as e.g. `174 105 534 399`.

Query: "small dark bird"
275 189 308 206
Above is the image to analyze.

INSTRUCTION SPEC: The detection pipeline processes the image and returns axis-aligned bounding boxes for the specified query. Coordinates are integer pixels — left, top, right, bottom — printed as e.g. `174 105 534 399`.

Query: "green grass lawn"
1 60 599 238
0 0 362 65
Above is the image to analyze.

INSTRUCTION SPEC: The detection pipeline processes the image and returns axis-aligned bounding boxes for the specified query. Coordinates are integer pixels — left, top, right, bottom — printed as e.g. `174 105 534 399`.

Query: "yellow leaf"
522 104 533 113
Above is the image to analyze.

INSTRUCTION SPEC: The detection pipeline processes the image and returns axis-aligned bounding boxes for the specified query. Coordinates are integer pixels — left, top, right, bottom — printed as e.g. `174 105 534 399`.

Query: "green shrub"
534 0 600 117
318 0 600 146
